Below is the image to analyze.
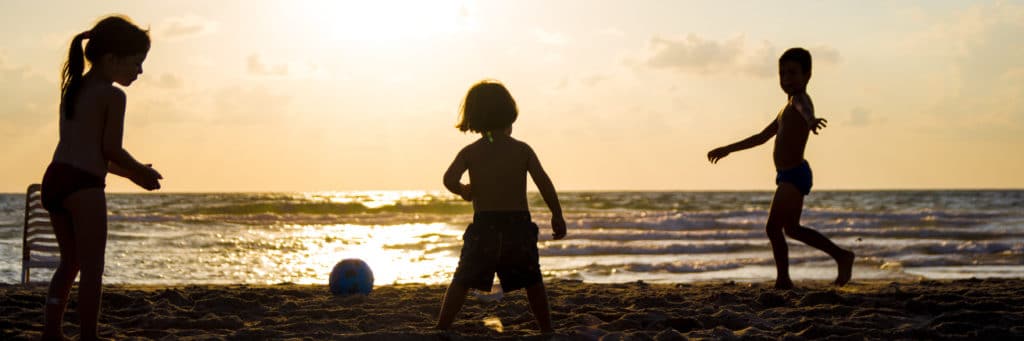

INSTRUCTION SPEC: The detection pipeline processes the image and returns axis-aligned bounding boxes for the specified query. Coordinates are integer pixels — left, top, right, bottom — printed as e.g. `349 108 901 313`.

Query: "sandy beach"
1 278 1021 340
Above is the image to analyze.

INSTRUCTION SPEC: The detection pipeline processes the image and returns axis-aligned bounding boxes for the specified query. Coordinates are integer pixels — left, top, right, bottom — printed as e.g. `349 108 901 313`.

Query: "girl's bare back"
52 80 119 178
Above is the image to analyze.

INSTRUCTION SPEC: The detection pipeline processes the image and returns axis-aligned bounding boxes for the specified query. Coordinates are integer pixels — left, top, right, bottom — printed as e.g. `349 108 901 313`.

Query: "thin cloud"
534 28 568 46
156 15 220 40
643 34 841 78
247 54 288 77
152 73 183 89
847 106 880 126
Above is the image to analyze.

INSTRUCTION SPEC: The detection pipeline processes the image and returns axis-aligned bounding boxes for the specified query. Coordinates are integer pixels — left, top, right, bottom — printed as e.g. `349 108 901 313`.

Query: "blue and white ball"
329 258 374 295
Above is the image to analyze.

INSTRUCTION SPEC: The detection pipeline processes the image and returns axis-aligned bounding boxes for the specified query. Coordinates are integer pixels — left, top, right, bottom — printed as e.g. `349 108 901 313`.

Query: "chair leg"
21 265 29 285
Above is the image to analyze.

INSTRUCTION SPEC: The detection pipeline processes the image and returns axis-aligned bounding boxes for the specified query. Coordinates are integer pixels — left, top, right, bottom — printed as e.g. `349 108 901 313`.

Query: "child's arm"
525 145 566 240
793 94 827 134
103 88 162 190
707 119 778 164
443 148 471 201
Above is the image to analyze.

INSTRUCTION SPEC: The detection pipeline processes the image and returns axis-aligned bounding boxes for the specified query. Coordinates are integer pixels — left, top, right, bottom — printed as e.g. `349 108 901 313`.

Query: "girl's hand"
459 183 472 201
131 164 162 191
551 216 567 240
707 147 730 164
810 118 828 135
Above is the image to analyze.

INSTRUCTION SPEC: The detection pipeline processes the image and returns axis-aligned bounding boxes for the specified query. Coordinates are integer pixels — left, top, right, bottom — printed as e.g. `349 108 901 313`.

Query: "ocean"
1 190 1022 286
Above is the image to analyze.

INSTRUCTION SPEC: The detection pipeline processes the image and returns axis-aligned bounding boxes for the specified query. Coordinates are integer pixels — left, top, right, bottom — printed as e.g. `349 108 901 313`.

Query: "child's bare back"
452 134 536 211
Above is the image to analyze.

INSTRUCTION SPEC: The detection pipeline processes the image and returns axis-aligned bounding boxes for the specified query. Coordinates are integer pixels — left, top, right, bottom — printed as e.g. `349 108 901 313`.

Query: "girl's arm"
443 148 471 200
103 88 161 190
526 144 566 240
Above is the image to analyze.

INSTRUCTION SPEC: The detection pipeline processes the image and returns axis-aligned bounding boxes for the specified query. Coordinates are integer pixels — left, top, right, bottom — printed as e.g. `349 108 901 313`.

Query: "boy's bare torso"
773 99 811 170
463 137 531 212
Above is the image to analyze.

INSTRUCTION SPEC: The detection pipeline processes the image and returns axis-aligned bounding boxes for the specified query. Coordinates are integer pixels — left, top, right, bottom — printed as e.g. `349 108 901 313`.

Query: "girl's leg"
63 188 107 340
436 281 469 330
525 282 554 333
41 209 80 340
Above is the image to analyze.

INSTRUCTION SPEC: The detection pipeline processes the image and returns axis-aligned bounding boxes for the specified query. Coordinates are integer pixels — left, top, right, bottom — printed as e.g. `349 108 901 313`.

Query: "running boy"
436 80 567 332
707 48 854 289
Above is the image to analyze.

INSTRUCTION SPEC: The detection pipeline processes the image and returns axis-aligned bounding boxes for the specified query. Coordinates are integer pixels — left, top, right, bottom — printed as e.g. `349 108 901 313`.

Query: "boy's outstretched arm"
708 119 778 164
526 145 566 240
443 149 471 201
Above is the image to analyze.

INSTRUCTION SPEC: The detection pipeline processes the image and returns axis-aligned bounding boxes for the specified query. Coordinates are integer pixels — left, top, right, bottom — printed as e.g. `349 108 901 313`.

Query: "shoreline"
2 278 1023 340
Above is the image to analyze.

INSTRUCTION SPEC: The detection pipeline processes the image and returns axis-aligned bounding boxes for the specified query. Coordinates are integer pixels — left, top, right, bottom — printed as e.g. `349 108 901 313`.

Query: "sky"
0 0 1022 192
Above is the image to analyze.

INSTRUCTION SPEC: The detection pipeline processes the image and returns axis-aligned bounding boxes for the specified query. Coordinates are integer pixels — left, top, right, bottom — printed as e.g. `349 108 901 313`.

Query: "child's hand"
131 164 162 191
707 147 730 164
810 118 828 135
459 183 472 201
551 216 567 240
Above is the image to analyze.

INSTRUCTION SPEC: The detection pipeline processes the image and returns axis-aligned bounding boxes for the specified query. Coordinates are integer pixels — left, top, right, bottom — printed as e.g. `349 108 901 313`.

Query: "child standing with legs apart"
41 15 162 340
707 48 854 290
436 80 567 333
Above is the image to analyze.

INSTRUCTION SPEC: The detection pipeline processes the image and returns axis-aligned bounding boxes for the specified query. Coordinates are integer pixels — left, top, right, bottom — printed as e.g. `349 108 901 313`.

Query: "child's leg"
436 281 470 330
766 184 806 289
42 209 80 340
65 189 108 340
783 226 854 286
774 183 855 286
525 282 554 333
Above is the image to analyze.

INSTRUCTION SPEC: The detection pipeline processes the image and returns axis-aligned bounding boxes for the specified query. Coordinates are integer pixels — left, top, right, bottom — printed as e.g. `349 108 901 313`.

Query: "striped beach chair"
21 183 59 285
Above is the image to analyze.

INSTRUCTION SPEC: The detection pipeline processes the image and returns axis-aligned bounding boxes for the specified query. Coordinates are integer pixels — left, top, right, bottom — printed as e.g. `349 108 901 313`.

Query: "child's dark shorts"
776 160 813 195
451 211 542 292
41 162 106 213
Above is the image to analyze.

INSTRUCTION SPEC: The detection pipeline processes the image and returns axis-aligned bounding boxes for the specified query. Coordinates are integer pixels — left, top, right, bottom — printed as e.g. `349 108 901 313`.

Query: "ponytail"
60 31 89 120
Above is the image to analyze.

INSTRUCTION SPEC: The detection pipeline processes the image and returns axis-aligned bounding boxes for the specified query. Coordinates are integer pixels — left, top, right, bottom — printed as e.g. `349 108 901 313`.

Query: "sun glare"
297 0 474 42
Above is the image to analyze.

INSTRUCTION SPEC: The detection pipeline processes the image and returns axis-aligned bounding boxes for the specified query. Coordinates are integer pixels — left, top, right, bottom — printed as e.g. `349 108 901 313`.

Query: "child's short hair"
456 80 518 133
779 47 812 74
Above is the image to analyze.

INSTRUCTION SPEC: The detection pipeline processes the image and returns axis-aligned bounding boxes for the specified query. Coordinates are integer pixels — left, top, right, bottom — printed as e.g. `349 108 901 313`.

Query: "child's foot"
835 250 855 286
774 278 794 290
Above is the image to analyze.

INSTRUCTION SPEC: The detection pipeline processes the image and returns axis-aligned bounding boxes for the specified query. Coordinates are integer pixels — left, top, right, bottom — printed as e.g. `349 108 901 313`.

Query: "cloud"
847 106 882 126
599 27 626 38
534 28 568 46
152 73 183 89
247 54 288 77
0 52 57 130
919 2 1024 128
210 86 291 125
642 34 841 78
156 15 220 40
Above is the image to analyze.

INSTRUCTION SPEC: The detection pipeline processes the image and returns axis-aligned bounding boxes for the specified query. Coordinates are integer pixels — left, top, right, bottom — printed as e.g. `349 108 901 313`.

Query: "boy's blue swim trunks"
776 160 813 195
452 211 542 292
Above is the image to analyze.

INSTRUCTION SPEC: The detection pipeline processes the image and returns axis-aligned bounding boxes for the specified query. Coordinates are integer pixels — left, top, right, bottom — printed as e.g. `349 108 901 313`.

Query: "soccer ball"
329 258 374 295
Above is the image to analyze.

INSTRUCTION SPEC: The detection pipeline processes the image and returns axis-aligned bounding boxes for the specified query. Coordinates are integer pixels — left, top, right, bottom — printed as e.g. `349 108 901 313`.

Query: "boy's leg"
783 229 854 286
766 185 800 289
436 281 470 330
774 183 855 286
65 189 107 340
525 282 554 333
42 209 80 340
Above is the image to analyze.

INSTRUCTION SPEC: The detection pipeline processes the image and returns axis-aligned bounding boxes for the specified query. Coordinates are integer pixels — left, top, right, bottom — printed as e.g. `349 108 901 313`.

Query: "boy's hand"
131 164 162 191
551 216 567 240
459 184 472 201
810 118 828 135
707 147 730 164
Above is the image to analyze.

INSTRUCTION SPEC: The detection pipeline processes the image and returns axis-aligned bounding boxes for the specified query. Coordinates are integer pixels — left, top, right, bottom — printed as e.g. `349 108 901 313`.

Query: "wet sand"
2 278 1023 340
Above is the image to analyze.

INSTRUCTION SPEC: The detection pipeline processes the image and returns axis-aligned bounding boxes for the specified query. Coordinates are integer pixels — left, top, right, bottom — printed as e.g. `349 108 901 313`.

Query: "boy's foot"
835 250 855 286
774 278 794 290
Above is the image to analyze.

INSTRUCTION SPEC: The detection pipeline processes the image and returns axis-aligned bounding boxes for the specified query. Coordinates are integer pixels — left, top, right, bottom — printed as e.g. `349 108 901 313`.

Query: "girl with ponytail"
41 15 163 341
